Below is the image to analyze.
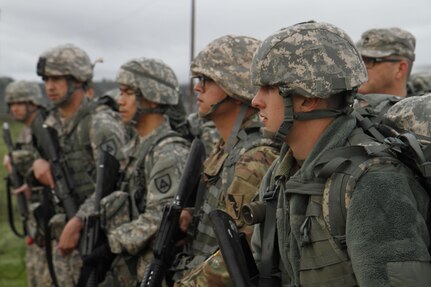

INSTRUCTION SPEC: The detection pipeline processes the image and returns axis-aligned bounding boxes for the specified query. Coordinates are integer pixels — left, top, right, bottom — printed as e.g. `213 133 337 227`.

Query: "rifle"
141 138 206 287
2 122 30 240
77 150 120 287
209 209 259 287
31 115 77 220
30 110 61 287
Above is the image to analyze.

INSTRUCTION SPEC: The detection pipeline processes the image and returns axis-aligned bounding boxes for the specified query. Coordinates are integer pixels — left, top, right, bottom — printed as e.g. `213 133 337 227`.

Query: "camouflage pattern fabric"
174 250 233 287
407 72 431 96
5 80 44 107
37 43 93 82
53 247 82 287
251 21 367 99
25 243 52 287
103 120 190 286
175 117 279 286
356 27 416 61
383 93 431 138
191 35 261 102
187 112 220 156
116 58 179 105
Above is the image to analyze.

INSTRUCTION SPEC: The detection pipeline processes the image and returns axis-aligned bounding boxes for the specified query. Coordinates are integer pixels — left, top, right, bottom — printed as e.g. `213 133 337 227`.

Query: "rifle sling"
42 187 60 287
5 177 26 238
259 186 280 287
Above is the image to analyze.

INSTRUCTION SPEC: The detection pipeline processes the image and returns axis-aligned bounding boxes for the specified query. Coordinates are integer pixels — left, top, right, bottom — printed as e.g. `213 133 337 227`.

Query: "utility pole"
188 0 196 112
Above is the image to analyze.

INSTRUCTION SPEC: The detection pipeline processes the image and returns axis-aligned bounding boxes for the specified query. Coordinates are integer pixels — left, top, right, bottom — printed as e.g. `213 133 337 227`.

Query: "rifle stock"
2 122 30 238
141 138 205 287
209 209 259 287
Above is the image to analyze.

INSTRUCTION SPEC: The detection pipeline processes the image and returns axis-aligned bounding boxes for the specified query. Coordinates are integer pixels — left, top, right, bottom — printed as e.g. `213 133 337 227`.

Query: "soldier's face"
9 102 29 122
43 76 68 104
252 86 285 133
194 77 228 117
118 84 137 123
358 57 401 95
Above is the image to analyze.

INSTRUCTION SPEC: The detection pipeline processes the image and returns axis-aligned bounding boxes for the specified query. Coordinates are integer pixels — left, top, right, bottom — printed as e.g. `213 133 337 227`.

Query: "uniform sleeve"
347 164 431 286
76 108 126 219
224 145 278 242
107 141 190 255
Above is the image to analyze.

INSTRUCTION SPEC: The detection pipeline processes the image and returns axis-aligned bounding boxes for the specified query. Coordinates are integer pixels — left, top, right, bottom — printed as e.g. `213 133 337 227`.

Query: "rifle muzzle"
241 201 266 225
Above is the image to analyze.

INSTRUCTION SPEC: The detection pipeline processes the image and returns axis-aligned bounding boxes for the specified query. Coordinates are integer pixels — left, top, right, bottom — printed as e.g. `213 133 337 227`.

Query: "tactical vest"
190 124 278 267
122 128 189 220
47 103 97 206
354 93 402 124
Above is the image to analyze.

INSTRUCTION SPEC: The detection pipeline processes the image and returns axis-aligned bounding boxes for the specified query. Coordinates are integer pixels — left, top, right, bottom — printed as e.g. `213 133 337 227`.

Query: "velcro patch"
101 139 117 156
154 174 171 193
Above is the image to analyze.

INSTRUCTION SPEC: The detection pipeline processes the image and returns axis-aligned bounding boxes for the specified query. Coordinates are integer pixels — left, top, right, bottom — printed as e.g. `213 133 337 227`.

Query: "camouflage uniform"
174 35 280 286
99 58 190 286
354 28 416 121
4 81 52 287
250 21 431 286
36 44 126 287
407 72 431 97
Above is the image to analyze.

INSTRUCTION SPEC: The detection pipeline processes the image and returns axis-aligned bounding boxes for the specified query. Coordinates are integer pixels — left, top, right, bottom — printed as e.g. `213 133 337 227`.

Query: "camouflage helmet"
191 35 261 102
383 94 431 139
36 43 93 82
116 58 179 105
5 81 44 106
251 21 368 99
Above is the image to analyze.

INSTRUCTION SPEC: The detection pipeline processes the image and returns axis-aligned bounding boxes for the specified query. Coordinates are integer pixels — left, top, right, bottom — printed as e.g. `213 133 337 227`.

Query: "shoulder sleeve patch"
101 139 117 156
154 174 172 193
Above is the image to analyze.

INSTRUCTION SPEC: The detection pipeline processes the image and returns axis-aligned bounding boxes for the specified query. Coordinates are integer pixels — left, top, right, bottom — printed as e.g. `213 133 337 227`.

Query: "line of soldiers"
2 20 431 287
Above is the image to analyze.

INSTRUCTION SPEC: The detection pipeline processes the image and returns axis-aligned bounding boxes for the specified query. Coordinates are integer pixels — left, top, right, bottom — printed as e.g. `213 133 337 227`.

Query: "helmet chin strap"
52 78 81 108
199 96 230 119
129 90 166 126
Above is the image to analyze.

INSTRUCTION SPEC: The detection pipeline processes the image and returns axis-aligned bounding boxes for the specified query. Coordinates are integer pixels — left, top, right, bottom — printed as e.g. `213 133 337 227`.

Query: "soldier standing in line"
3 81 51 287
173 35 280 286
32 43 126 287
98 58 191 286
250 20 431 286
354 27 416 118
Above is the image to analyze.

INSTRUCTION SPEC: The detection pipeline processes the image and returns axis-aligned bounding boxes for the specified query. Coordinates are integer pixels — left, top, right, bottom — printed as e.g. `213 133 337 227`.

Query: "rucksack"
316 111 431 247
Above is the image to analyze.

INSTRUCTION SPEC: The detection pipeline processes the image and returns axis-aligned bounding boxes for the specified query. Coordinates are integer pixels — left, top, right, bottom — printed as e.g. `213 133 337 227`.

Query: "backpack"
316 111 431 248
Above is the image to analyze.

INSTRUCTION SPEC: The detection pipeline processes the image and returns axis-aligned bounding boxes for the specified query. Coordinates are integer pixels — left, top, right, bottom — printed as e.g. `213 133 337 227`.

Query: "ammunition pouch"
100 190 131 234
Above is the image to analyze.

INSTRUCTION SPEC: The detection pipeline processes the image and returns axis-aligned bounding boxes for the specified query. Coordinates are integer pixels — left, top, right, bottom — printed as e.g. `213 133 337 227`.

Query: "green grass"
0 119 28 287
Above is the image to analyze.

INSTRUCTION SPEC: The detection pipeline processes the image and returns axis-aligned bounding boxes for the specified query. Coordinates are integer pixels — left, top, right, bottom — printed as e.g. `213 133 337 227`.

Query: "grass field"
0 119 28 287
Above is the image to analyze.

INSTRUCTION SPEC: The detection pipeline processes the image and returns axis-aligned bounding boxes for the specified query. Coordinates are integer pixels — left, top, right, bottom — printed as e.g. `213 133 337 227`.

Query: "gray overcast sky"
1 0 430 84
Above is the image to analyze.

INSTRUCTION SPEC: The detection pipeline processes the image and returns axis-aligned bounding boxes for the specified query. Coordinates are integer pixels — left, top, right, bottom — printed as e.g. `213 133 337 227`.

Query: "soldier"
98 57 190 286
32 43 126 286
2 81 51 287
173 35 280 286
355 27 416 118
250 21 431 286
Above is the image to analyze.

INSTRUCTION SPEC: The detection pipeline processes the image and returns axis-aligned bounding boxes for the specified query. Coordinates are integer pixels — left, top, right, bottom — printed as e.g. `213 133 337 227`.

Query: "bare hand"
58 216 83 256
3 155 12 174
12 183 32 199
33 159 54 188
179 208 193 233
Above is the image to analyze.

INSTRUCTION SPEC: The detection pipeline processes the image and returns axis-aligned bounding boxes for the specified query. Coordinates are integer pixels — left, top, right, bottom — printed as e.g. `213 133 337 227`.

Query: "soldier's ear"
395 60 410 80
297 96 322 112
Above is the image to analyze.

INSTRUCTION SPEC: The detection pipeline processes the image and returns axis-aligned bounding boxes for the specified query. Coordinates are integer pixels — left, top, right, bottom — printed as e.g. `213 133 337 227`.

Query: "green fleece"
251 114 431 286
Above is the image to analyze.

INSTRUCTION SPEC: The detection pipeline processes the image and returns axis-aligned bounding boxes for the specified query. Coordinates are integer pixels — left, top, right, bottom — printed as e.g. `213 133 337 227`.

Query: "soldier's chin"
261 127 277 139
